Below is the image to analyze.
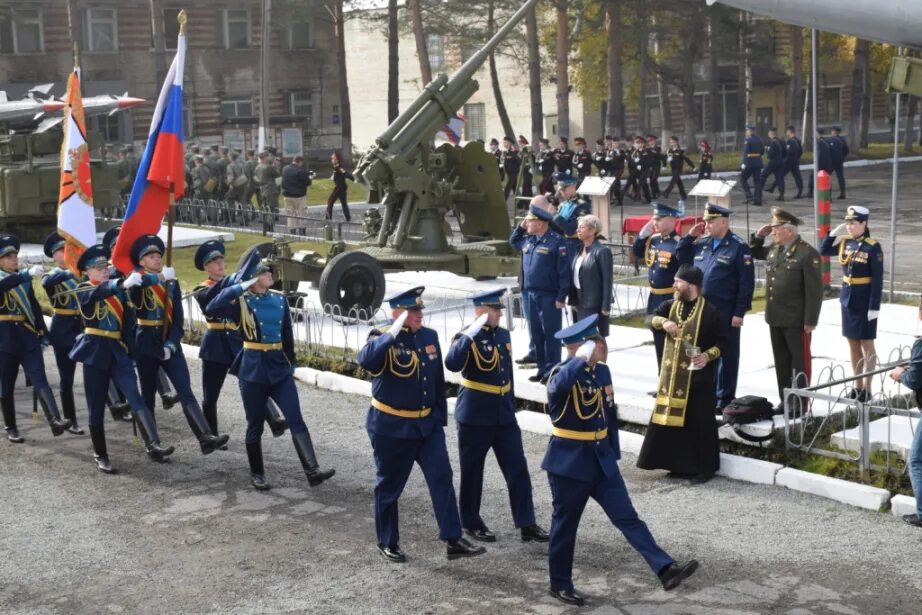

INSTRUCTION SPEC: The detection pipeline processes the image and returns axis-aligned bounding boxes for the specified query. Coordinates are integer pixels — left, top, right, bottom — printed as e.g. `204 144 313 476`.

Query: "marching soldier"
116 146 133 199
192 155 213 201
677 204 755 410
631 203 687 367
193 241 287 441
126 235 229 454
242 149 259 209
761 128 787 202
537 138 556 195
357 286 486 563
777 126 804 198
592 138 610 178
608 136 626 206
215 145 231 201
697 140 714 180
544 315 699 606
501 136 521 202
645 134 665 198
70 244 175 471
224 150 246 209
740 124 765 206
0 235 72 442
806 127 833 199
554 137 574 175
41 232 85 435
626 136 652 203
489 138 504 183
516 135 535 200
444 289 549 544
254 151 281 216
661 136 695 203
572 137 591 180
829 126 849 199
206 258 334 491
750 208 823 412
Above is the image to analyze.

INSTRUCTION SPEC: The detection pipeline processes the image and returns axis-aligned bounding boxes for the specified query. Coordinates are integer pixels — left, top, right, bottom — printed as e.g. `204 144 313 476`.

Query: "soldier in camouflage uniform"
192 155 214 201
242 149 260 210
224 150 246 207
254 151 281 217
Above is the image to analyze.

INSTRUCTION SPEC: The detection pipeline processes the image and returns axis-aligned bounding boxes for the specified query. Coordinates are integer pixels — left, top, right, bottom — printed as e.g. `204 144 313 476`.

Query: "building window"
427 34 445 74
463 103 485 142
720 87 740 133
84 8 118 52
290 91 313 125
221 98 254 121
12 9 43 54
221 9 250 49
160 8 181 50
288 21 313 49
694 93 707 132
820 86 841 124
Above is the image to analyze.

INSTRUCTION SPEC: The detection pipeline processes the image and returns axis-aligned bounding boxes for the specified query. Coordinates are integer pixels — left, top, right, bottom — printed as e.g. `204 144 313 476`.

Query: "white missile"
706 0 922 49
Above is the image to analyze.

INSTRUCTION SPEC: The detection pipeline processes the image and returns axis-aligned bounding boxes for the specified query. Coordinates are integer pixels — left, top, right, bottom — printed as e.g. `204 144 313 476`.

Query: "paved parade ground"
2 356 921 615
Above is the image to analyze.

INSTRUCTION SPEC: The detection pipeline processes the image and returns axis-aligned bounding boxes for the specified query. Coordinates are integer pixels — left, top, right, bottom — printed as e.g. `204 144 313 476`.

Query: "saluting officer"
543 315 698 607
357 287 485 563
126 234 229 454
553 170 592 259
740 124 765 206
192 241 287 441
677 204 755 410
444 289 549 544
632 203 688 366
206 258 335 491
820 206 883 402
750 208 824 412
41 232 85 435
70 245 175 472
0 235 72 443
510 204 571 383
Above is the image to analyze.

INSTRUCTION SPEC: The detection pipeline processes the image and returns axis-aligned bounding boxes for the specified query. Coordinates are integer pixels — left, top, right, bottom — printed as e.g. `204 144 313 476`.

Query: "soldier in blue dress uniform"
820 206 883 401
192 241 287 440
126 235 229 454
69 244 174 472
444 288 548 544
740 124 765 206
510 204 571 383
41 232 85 435
631 203 688 366
677 204 755 409
357 286 485 563
543 315 699 606
552 171 592 259
206 258 334 491
0 235 72 443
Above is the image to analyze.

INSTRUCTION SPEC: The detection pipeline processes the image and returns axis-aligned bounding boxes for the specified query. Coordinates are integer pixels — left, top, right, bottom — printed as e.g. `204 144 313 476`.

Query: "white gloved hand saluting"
831 223 847 238
122 271 143 289
638 218 656 239
575 340 596 362
240 277 259 291
161 266 176 281
27 265 45 277
867 310 880 321
388 309 409 336
462 313 489 340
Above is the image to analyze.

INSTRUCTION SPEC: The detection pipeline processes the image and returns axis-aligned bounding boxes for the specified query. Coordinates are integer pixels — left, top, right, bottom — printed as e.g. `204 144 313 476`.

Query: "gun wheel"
319 251 385 316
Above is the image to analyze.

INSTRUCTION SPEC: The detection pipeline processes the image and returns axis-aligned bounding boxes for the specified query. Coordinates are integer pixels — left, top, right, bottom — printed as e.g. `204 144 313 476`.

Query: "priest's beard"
673 288 697 302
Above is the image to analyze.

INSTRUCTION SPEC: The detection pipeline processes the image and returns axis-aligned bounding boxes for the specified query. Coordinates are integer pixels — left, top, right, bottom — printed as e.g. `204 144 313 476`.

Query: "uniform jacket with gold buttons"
750 234 823 328
358 325 447 439
0 269 48 354
445 325 515 426
42 268 83 348
819 233 884 312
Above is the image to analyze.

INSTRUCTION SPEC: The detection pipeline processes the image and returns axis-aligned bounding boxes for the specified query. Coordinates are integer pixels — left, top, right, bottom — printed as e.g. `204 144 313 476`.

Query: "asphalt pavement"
1 352 921 614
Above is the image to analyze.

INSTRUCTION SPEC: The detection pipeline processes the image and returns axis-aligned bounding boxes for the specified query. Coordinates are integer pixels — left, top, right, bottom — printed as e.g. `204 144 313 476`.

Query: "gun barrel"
707 0 922 49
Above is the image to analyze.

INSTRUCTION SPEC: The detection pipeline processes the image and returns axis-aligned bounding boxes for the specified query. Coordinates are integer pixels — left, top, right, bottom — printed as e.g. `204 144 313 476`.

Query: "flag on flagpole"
111 23 186 274
56 67 96 274
435 113 465 145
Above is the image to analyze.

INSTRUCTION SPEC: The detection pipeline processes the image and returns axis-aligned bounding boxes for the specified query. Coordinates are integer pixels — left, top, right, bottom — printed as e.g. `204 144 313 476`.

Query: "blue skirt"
841 304 877 340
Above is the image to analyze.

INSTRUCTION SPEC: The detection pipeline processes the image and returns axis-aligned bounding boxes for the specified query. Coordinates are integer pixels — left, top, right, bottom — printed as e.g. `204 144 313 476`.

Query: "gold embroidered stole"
651 297 706 427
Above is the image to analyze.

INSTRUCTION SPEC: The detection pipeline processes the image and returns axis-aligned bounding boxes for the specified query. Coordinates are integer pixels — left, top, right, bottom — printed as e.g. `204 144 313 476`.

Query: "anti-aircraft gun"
247 0 536 314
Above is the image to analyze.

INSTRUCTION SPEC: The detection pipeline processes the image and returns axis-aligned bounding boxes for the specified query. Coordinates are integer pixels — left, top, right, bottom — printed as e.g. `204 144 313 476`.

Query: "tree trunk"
790 26 803 128
387 0 399 123
856 38 871 148
637 9 648 134
651 21 673 139
848 38 866 148
707 15 720 146
604 0 625 137
525 2 543 146
488 0 515 139
737 12 749 144
333 0 352 161
904 95 918 153
555 0 570 138
408 0 432 86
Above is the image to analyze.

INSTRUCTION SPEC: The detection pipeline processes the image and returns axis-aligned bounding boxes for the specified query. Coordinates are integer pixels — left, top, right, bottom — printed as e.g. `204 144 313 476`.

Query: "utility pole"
258 0 272 152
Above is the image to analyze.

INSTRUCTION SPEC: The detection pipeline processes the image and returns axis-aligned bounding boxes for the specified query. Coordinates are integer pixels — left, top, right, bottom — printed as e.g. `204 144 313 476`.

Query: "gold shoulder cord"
644 235 656 268
570 381 602 420
470 341 499 371
0 292 13 311
838 237 863 267
239 295 257 341
387 345 420 378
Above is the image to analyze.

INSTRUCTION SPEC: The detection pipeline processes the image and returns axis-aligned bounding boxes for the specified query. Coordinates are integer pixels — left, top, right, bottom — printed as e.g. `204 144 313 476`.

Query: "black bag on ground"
722 396 776 444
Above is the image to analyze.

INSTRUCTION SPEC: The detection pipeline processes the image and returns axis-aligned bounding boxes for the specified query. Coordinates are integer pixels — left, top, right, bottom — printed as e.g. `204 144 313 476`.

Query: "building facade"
0 0 343 160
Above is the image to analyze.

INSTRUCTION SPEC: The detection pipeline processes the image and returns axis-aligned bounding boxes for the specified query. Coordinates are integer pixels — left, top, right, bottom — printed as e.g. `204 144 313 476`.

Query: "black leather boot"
132 406 175 462
291 430 334 487
61 389 84 435
157 369 179 410
265 399 288 438
246 441 271 491
107 383 132 422
89 424 116 474
181 401 230 455
202 402 228 450
36 387 72 436
2 396 23 443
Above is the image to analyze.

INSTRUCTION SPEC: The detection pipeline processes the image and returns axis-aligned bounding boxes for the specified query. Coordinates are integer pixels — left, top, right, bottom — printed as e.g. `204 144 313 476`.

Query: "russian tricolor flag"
112 23 186 274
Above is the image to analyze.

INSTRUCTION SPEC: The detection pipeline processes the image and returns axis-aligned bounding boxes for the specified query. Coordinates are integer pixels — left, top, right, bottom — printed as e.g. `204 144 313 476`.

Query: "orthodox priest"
637 265 726 484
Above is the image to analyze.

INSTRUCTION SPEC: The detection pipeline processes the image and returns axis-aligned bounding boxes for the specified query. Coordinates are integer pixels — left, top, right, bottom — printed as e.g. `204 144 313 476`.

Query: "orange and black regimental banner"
148 282 173 326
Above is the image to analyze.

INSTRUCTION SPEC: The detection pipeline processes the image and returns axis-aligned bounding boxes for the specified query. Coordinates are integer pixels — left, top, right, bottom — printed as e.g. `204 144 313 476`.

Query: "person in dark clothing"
537 138 556 195
572 137 592 180
829 126 849 199
661 136 696 203
697 140 713 180
740 124 765 206
608 136 626 206
806 128 833 198
282 155 312 235
760 127 787 201
771 126 804 198
554 137 574 175
626 136 652 203
517 135 535 200
489 138 504 183
327 152 355 222
645 134 665 198
501 136 521 202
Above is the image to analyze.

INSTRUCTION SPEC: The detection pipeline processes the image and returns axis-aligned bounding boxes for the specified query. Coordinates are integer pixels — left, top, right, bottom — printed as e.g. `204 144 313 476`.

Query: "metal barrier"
783 345 920 477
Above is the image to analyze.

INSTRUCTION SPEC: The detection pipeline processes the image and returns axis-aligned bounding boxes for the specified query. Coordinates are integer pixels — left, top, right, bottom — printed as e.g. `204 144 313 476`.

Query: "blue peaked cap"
554 314 601 344
385 286 425 309
470 288 505 308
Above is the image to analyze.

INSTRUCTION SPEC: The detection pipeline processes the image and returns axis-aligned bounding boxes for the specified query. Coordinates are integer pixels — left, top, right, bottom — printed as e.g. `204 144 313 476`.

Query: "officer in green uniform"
749 207 823 412
255 151 281 216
